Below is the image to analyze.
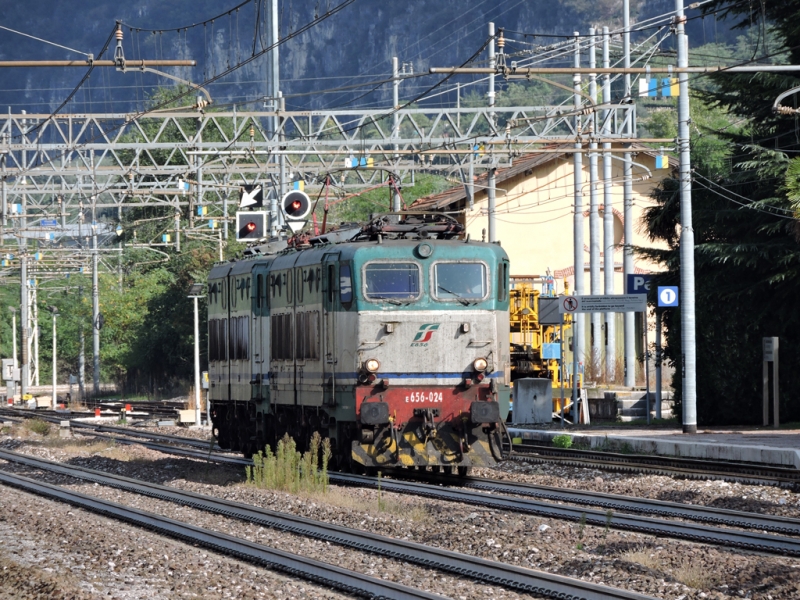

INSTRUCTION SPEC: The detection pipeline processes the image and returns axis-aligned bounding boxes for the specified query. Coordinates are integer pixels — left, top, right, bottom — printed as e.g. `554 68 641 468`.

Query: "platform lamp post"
187 283 205 426
47 306 58 408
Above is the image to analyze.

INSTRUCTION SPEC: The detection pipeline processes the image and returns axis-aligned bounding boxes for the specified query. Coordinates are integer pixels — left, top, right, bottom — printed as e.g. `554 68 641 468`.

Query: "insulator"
115 27 123 41
497 29 505 50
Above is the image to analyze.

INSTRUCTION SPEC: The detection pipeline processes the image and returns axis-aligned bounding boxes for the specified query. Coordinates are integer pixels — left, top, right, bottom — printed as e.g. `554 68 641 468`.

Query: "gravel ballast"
1 422 799 599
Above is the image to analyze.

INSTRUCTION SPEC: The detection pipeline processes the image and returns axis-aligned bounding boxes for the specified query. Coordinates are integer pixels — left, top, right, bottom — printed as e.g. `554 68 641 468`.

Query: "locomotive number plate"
405 391 444 403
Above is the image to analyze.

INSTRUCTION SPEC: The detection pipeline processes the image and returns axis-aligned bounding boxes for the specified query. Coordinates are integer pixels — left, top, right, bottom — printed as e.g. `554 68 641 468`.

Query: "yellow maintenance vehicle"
509 275 579 415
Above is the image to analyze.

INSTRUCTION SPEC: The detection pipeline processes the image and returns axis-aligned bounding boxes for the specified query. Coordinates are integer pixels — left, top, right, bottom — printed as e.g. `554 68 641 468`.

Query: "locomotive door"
322 252 340 406
253 267 268 400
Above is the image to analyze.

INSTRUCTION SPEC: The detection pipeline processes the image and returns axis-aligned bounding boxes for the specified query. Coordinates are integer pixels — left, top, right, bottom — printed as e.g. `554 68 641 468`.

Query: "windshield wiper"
438 284 470 306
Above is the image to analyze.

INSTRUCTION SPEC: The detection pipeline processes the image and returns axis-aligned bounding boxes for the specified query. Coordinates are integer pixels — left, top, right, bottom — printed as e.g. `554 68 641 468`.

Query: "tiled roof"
411 143 676 211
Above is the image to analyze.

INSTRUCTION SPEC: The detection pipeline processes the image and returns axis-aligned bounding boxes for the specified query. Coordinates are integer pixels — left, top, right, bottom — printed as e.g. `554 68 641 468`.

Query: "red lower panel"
356 384 494 425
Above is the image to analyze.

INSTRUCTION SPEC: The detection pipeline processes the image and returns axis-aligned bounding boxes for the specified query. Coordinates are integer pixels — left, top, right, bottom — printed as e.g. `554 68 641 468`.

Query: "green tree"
639 1 800 424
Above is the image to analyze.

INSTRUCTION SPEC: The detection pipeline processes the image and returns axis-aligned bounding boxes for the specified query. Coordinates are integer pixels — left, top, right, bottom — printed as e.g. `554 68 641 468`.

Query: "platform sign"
559 294 646 314
763 337 778 362
40 219 58 227
538 296 562 325
626 274 653 294
657 286 679 307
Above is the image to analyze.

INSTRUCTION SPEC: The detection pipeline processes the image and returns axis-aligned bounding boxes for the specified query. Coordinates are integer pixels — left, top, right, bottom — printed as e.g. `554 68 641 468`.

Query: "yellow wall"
463 151 669 293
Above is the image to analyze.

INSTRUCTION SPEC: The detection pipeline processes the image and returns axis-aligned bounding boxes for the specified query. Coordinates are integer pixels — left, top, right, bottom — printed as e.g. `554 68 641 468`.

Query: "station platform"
507 426 800 469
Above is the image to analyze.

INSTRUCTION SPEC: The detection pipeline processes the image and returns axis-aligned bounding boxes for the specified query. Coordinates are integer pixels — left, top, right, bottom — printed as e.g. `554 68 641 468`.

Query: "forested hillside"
0 0 728 113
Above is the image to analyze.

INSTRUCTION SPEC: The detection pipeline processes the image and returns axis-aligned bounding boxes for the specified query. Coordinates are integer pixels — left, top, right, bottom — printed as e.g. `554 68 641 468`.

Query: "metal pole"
675 0 697 433
623 0 636 388
487 23 497 242
32 284 38 386
468 153 474 210
278 92 286 234
456 82 461 130
392 57 401 214
267 0 280 237
175 210 181 252
92 216 100 396
588 28 601 377
11 311 17 371
655 309 662 419
763 357 769 426
572 31 585 406
78 286 85 402
560 315 565 428
193 296 201 426
488 23 496 116
19 111 28 400
223 191 229 241
602 27 616 383
772 340 779 428
51 311 57 408
1 140 6 232
644 311 650 425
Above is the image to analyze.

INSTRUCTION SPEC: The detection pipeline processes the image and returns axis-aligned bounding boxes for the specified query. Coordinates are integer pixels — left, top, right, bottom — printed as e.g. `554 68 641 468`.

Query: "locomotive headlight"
365 358 381 373
473 357 488 372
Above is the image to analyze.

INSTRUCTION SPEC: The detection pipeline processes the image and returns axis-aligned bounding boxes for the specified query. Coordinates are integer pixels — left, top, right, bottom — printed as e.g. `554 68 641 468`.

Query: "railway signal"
235 212 267 241
281 190 311 232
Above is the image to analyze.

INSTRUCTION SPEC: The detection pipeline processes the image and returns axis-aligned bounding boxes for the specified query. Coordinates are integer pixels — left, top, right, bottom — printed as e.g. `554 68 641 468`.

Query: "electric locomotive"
207 212 511 472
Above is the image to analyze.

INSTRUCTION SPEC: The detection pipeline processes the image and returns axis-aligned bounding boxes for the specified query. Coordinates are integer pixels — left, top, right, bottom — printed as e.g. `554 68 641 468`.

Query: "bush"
25 419 51 436
246 433 332 494
552 434 573 449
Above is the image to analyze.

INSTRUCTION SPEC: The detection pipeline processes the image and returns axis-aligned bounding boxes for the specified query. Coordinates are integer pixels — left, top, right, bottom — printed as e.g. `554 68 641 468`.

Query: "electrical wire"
118 0 255 33
0 24 89 56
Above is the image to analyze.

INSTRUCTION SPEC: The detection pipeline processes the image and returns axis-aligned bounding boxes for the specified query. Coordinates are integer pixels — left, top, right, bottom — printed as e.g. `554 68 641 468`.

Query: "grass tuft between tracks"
246 433 331 494
23 419 51 436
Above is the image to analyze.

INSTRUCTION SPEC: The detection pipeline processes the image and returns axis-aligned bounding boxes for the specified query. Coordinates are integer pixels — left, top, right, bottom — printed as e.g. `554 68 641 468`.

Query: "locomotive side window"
433 262 486 301
340 264 353 306
498 261 509 302
364 262 420 301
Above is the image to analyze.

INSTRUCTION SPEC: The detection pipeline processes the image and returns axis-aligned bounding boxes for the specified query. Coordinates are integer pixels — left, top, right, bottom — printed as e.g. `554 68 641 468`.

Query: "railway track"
0 468 445 600
457 476 800 536
510 443 800 487
7 413 800 555
0 450 654 600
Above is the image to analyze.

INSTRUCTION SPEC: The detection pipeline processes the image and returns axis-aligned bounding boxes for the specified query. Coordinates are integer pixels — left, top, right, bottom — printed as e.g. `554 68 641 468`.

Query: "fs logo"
411 323 440 347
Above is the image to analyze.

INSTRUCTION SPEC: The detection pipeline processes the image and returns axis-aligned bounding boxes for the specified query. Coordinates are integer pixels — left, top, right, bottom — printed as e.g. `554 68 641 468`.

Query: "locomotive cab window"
433 262 487 302
363 262 421 301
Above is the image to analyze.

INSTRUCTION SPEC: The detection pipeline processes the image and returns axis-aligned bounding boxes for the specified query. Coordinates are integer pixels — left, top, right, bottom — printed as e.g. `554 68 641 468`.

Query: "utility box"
178 409 197 424
2 359 16 382
513 378 553 424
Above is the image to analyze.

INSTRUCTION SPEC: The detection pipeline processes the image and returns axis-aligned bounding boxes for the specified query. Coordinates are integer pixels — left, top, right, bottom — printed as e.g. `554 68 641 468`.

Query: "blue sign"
542 343 561 360
658 286 679 307
40 219 58 227
626 274 653 294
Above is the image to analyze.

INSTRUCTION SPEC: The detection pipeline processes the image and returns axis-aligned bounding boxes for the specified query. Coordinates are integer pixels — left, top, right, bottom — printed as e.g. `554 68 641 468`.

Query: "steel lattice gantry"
0 104 636 220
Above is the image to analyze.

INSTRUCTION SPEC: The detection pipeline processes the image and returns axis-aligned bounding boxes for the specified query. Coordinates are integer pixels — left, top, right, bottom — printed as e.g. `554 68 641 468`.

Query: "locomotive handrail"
357 340 385 350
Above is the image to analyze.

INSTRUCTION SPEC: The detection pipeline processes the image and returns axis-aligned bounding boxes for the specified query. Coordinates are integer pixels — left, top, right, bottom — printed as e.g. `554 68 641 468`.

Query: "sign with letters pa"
626 274 653 294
